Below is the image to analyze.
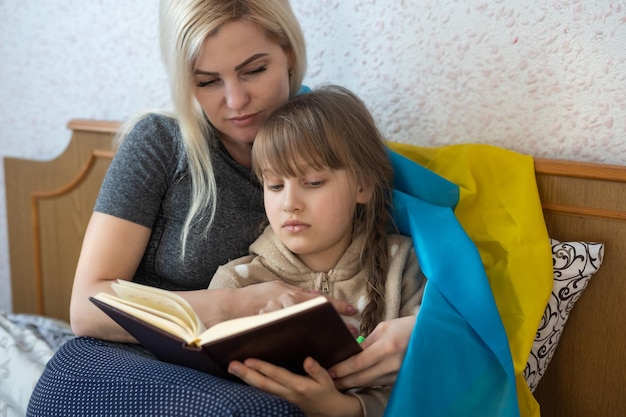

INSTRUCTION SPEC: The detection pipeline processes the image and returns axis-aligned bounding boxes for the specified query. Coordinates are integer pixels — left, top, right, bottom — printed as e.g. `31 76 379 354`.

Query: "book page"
198 296 328 345
93 292 198 344
111 280 206 335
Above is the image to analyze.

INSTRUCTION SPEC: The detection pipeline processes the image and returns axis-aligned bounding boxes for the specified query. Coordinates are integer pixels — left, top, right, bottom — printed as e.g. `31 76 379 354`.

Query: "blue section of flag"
384 151 519 417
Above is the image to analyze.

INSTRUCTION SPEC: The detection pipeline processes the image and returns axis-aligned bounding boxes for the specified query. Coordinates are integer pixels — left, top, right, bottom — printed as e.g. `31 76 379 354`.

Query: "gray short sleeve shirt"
95 114 265 290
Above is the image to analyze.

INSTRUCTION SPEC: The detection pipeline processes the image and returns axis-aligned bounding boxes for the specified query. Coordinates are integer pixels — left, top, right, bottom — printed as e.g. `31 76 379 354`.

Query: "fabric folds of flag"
384 144 551 417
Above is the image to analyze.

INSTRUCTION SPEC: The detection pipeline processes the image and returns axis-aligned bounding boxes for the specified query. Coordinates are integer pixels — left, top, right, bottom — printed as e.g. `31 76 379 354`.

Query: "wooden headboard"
5 120 119 322
531 159 626 417
5 120 626 417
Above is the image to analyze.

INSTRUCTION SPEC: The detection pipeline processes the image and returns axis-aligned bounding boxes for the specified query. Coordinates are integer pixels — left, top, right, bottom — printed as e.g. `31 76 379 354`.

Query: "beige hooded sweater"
210 226 426 417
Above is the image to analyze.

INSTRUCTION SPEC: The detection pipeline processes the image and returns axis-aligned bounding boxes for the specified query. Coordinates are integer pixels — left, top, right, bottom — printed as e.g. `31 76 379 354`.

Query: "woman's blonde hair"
252 85 395 336
117 0 306 256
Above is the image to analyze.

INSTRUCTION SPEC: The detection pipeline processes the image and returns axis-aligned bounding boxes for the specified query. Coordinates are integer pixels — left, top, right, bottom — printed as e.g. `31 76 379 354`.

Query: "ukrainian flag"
385 144 552 417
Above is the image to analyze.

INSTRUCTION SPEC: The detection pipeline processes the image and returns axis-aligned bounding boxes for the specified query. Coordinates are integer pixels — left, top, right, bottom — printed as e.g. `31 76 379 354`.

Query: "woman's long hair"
116 0 306 257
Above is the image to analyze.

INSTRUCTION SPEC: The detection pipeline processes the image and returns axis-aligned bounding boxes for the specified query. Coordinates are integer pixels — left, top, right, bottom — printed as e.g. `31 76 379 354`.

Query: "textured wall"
1 0 625 312
0 1 168 313
297 1 626 161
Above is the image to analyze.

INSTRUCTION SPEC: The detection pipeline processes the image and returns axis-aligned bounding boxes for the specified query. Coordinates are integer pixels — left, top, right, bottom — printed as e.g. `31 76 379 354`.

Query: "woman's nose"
224 81 249 110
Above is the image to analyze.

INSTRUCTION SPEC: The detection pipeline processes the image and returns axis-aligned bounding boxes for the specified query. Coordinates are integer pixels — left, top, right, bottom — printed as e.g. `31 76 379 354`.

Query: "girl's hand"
329 315 416 389
248 281 358 317
228 357 363 417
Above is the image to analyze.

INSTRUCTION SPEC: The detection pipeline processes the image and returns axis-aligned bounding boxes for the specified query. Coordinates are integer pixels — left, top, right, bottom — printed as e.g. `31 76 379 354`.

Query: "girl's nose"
282 186 303 213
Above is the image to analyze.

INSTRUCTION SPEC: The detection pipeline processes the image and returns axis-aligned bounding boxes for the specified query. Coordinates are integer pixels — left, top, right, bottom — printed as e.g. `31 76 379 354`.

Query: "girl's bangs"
255 120 340 178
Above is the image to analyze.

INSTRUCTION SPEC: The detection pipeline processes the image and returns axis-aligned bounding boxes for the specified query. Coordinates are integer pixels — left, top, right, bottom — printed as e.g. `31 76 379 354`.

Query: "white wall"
1 0 625 313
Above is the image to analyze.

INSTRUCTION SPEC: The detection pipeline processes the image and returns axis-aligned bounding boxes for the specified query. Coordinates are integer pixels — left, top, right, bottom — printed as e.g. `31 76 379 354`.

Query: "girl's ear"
356 182 374 204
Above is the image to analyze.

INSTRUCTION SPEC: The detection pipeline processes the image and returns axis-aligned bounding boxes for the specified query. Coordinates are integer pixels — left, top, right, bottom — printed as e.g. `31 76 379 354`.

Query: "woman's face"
193 20 292 166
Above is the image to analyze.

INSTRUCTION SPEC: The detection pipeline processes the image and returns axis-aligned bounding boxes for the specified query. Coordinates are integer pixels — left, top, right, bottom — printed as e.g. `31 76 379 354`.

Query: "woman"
27 1 414 415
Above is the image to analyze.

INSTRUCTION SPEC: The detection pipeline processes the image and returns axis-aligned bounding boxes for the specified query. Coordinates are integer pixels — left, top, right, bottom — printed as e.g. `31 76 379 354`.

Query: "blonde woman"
28 1 416 416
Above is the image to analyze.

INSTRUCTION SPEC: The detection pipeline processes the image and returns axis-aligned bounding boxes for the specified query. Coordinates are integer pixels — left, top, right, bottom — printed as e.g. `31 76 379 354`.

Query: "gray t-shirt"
95 113 265 290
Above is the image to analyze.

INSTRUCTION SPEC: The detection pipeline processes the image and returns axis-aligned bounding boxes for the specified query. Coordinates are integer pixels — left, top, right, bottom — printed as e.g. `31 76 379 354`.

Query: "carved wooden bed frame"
5 120 626 417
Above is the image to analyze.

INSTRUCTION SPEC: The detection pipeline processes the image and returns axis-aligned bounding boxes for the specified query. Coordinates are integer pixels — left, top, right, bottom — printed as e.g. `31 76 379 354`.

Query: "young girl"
209 85 426 417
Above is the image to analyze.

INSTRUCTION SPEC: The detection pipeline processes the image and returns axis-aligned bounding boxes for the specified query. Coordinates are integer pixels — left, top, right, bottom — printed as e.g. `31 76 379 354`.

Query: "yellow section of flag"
388 142 552 417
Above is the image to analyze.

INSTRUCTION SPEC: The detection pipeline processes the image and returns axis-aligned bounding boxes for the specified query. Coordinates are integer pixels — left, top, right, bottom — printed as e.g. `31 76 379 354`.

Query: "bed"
3 119 626 417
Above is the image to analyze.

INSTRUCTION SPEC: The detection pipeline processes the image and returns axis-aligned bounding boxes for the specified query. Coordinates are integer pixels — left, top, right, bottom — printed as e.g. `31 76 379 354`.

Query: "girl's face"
193 20 291 166
262 163 371 272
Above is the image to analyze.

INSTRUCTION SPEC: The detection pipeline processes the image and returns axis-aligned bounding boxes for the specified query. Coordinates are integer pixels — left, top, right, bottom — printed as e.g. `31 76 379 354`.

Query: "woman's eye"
195 79 218 88
244 66 267 77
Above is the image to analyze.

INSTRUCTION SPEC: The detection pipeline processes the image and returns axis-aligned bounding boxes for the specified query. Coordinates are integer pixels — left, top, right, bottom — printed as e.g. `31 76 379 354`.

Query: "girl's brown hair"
252 85 394 336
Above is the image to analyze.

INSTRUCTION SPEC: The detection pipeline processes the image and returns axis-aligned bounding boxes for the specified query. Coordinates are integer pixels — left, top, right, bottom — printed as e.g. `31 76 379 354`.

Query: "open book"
90 280 362 380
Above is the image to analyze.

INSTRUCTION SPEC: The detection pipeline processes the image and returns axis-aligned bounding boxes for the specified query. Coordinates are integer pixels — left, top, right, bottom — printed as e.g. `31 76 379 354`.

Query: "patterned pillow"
524 239 604 392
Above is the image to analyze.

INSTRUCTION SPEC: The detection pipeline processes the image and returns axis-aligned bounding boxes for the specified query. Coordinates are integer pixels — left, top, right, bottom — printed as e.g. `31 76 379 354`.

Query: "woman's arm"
69 212 241 340
70 212 149 340
70 212 356 341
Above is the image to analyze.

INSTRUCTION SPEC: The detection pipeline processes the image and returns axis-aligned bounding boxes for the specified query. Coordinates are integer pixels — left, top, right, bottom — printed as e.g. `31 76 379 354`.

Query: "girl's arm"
229 356 365 417
328 315 416 389
329 241 423 389
329 242 426 389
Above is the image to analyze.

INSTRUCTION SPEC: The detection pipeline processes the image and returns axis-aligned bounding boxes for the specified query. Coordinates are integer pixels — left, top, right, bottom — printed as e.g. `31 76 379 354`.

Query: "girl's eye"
305 180 325 187
266 183 284 191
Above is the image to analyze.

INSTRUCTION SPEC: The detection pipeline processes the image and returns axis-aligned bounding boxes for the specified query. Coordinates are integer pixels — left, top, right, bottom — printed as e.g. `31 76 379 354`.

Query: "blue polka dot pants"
27 337 305 416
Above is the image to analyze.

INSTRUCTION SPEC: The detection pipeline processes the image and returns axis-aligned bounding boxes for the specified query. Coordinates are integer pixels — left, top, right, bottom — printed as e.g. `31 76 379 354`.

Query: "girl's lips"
282 221 310 233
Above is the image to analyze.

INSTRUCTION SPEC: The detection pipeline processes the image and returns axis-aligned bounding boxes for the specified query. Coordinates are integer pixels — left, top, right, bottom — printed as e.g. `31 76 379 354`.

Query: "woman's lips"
229 113 258 127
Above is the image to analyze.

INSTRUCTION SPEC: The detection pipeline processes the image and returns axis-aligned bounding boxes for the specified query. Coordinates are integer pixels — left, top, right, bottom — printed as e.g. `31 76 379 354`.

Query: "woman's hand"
329 315 416 389
228 357 363 417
